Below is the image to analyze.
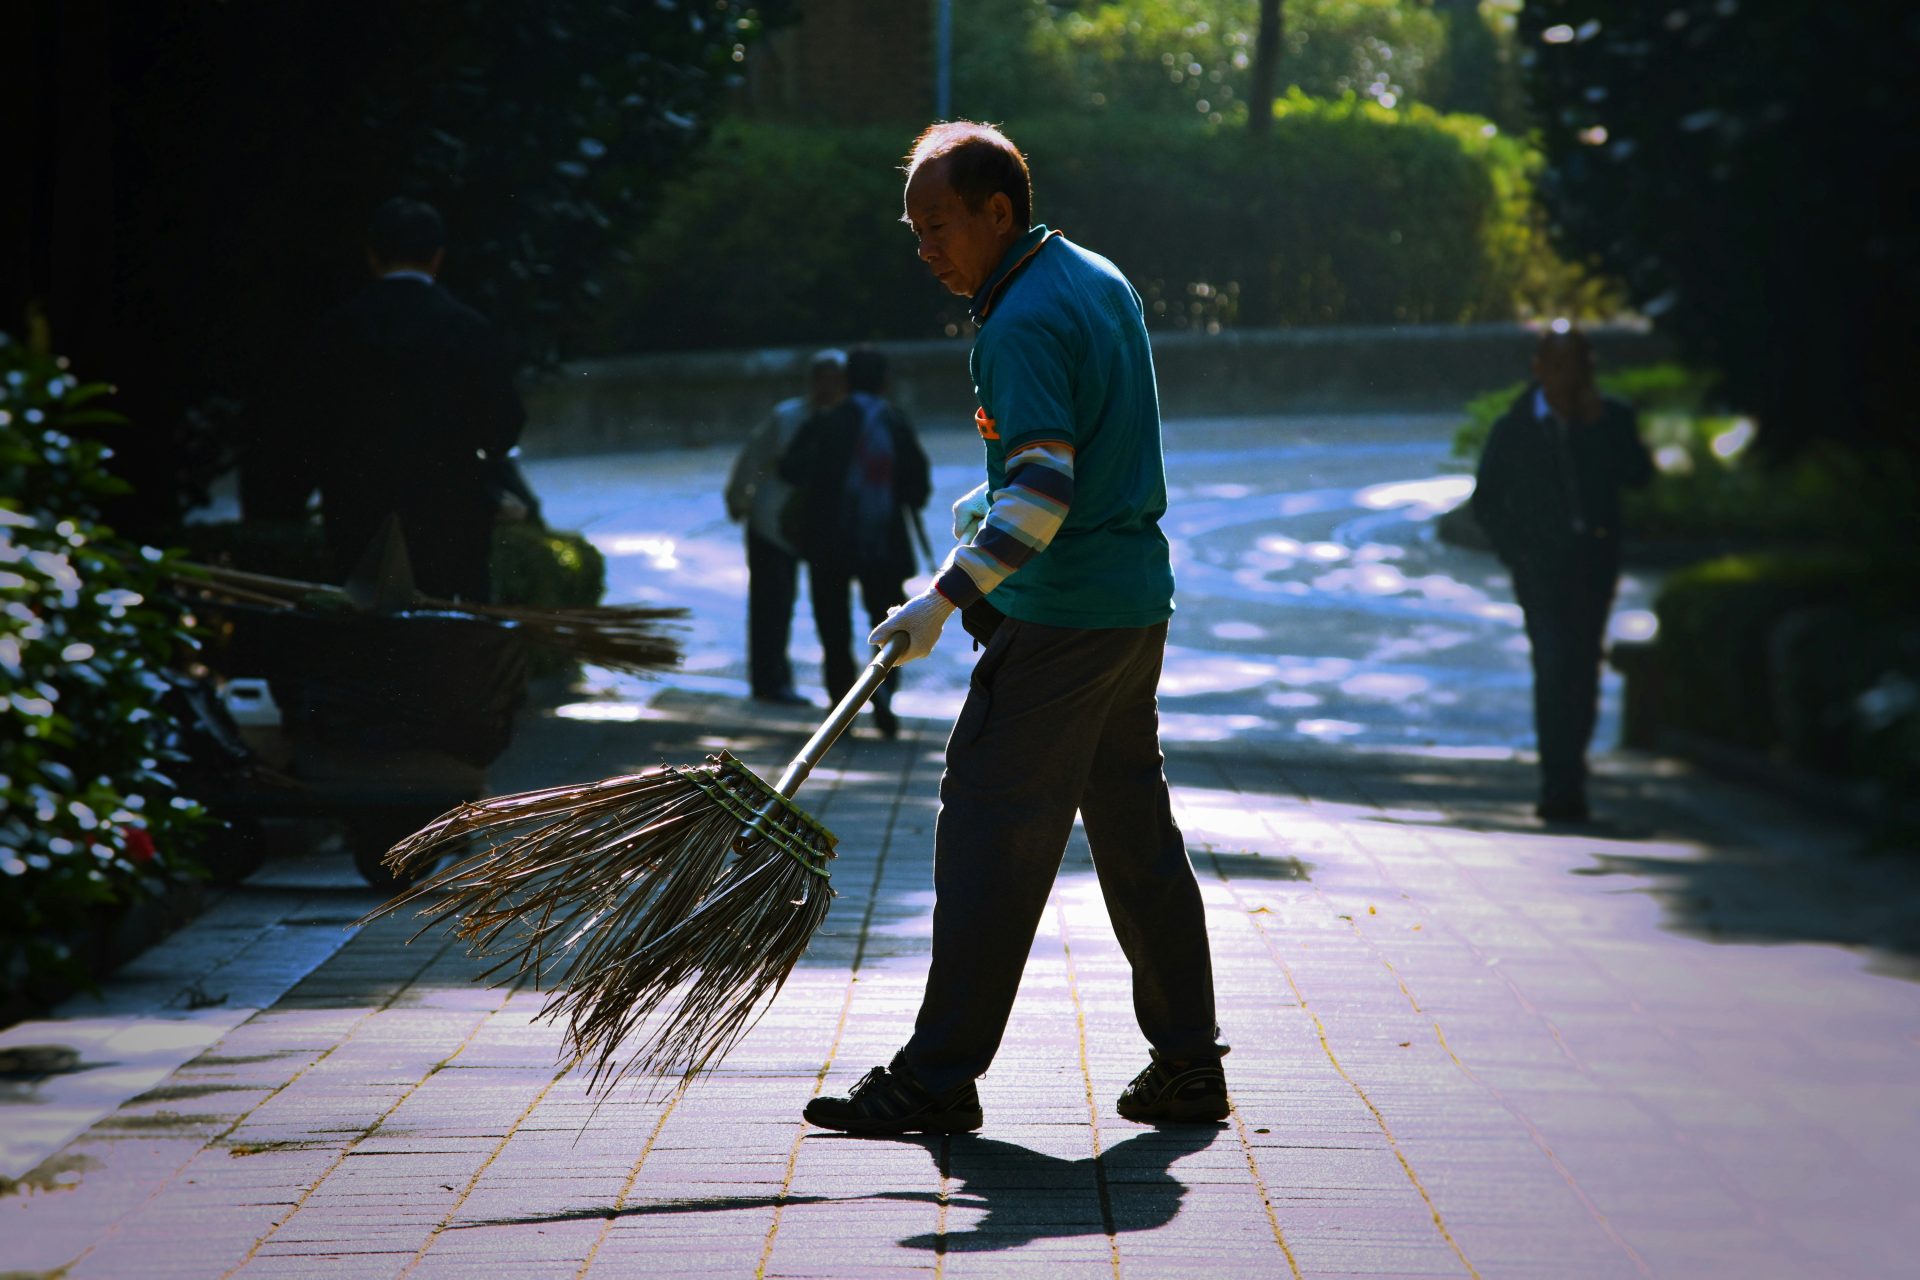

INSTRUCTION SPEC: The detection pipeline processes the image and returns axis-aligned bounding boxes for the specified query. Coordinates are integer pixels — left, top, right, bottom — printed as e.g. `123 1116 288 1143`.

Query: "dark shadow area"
898 1126 1222 1252
453 1125 1222 1253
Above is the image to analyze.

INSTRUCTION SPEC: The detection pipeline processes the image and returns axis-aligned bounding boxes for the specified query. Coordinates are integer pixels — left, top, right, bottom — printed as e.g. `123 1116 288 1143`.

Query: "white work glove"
951 480 991 542
868 588 956 665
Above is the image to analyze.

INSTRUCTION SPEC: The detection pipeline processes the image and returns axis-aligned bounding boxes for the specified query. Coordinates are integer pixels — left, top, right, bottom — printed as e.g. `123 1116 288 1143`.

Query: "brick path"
4 688 1918 1279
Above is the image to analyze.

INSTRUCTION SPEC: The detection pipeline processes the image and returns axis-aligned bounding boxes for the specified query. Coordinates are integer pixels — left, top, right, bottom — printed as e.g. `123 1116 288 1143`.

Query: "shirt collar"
969 224 1058 325
1533 385 1559 425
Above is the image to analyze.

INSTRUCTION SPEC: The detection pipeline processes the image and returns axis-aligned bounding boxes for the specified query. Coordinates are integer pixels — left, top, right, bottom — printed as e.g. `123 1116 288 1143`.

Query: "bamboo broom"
358 632 911 1096
165 560 685 676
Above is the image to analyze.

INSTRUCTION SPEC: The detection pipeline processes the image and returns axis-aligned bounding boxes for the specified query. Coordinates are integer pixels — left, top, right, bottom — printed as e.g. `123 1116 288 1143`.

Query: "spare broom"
359 631 911 1096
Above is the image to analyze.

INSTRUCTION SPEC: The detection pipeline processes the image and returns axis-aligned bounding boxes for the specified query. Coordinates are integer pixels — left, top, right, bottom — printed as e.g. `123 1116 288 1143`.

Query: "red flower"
122 827 156 863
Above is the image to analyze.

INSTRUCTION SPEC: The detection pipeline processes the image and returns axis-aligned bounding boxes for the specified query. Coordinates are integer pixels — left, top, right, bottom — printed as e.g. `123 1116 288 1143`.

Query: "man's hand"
951 481 991 542
868 588 956 664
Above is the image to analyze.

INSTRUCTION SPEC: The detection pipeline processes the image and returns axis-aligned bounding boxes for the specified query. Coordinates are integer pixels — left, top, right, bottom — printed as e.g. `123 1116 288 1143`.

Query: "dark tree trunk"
1247 0 1283 139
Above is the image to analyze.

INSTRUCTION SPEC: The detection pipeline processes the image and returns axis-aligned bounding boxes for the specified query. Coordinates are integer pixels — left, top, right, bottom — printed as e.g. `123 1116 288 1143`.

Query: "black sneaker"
1535 797 1590 824
804 1053 982 1135
1116 1050 1229 1124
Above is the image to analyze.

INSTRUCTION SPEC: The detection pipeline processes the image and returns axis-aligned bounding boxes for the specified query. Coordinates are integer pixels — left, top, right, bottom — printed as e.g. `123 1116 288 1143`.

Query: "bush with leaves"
618 98 1600 351
952 0 1456 122
0 335 208 1004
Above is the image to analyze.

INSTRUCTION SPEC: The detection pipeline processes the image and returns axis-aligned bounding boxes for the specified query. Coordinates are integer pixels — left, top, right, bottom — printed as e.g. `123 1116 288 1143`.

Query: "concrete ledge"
521 322 1672 456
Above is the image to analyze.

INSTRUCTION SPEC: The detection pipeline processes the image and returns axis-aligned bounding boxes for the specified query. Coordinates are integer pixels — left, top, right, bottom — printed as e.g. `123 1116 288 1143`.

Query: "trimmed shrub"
1654 554 1918 788
613 99 1599 351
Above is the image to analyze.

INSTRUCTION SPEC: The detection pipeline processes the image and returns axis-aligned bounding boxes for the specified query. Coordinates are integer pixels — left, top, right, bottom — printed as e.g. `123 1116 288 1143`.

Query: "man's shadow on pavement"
827 1125 1223 1253
456 1125 1223 1254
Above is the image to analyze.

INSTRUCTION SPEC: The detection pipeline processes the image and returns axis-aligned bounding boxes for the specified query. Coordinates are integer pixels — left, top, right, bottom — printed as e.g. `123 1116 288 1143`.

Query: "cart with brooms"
167 537 684 890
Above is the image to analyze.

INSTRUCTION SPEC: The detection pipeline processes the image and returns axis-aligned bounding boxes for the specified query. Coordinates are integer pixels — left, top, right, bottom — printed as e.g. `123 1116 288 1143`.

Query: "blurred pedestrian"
1472 326 1654 823
803 123 1226 1136
299 197 525 601
779 347 931 739
725 349 848 705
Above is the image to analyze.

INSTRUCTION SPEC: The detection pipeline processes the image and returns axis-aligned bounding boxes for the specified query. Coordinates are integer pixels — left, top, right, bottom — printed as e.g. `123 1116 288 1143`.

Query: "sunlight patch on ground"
1273 656 1358 686
1160 649 1287 696
1296 718 1366 739
1347 743 1517 760
1339 671 1432 701
595 534 681 570
553 700 669 723
1175 796 1280 845
1612 609 1658 642
1365 625 1475 664
1313 563 1409 596
1158 712 1269 743
1355 474 1475 515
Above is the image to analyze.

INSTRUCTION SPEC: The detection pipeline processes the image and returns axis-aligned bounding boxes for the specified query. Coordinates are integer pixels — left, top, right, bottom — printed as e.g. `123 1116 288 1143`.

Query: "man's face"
904 161 1018 299
810 365 847 410
1534 344 1594 399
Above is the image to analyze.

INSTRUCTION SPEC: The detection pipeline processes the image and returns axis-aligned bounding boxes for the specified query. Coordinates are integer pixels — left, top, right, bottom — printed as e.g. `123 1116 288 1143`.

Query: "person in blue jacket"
804 122 1227 1135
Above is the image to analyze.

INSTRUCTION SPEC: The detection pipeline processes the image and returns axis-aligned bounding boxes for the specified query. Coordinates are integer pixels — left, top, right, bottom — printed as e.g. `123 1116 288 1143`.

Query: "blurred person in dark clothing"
725 349 848 706
299 197 526 601
1472 326 1654 823
778 347 931 738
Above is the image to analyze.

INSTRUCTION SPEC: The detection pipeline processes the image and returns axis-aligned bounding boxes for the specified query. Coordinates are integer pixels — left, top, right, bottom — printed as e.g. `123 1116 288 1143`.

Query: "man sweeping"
805 122 1228 1135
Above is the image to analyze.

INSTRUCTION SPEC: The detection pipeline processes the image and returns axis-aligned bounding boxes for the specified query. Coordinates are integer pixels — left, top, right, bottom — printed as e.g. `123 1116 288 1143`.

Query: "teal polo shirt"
966 225 1175 629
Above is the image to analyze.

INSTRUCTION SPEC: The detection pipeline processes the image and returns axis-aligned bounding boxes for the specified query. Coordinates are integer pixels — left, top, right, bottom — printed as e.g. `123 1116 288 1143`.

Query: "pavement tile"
4 645 1916 1279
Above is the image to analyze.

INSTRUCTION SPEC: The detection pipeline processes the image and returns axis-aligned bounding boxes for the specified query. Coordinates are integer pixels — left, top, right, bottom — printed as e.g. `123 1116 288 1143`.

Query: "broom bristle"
359 751 836 1094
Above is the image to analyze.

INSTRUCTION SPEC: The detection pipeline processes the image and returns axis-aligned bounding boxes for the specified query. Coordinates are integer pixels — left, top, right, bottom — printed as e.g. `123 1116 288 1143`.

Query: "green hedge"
611 97 1600 351
1653 552 1919 809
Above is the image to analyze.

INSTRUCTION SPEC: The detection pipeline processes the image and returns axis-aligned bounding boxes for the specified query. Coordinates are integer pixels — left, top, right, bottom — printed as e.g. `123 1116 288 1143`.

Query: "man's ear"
989 191 1016 235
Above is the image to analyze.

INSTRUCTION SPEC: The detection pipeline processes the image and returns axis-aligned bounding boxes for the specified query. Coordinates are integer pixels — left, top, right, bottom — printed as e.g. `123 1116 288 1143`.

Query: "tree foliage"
1520 0 1919 459
951 0 1476 122
31 1 791 524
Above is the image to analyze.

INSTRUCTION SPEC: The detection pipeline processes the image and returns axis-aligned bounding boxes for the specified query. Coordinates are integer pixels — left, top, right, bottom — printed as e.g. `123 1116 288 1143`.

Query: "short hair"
809 348 848 376
904 121 1032 230
846 347 888 394
367 197 446 264
1535 325 1594 365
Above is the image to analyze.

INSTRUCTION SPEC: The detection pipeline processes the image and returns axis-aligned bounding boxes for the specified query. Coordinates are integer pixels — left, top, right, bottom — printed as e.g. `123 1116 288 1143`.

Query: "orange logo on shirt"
974 407 1000 441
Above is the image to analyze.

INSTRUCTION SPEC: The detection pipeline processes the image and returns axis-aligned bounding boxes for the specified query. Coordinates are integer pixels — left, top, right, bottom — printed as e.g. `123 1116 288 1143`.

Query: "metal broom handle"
735 631 912 849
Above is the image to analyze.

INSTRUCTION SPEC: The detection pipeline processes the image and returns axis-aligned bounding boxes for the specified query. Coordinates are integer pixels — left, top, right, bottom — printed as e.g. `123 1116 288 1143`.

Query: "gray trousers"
900 618 1222 1094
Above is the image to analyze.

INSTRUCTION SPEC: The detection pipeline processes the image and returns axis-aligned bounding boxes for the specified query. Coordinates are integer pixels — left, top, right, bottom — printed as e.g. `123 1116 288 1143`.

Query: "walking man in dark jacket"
1472 327 1654 823
300 197 525 601
803 123 1226 1135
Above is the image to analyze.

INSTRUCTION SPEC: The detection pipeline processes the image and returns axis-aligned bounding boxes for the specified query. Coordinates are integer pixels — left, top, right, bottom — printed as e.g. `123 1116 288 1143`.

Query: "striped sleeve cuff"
939 440 1076 605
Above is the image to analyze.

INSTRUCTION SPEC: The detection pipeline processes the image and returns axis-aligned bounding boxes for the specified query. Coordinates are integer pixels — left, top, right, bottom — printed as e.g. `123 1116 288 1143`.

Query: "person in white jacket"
724 349 846 704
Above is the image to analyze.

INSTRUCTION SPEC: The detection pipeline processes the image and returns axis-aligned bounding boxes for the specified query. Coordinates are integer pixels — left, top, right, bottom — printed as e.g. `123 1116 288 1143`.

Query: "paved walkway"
5 680 1919 1279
